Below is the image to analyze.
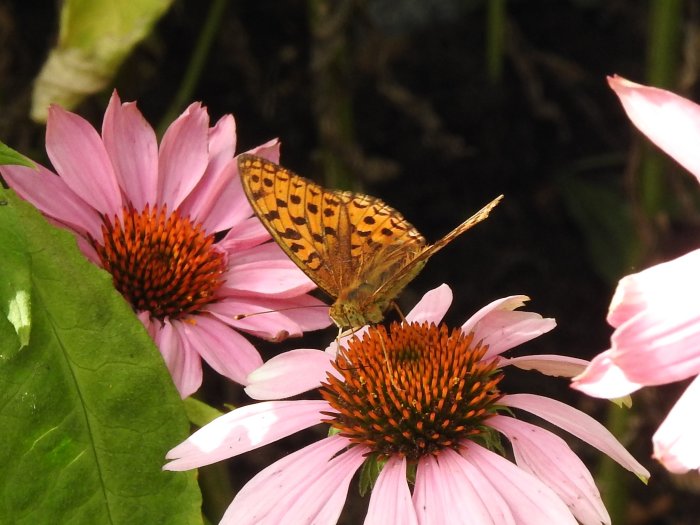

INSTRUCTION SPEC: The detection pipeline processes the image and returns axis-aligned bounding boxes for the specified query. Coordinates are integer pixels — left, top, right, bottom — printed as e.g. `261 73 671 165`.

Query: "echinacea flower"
572 75 700 473
165 284 649 524
0 92 331 398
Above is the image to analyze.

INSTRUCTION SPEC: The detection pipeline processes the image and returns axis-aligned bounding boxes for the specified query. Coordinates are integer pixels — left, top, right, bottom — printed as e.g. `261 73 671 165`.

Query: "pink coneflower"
0 92 331 398
165 284 648 524
572 75 700 473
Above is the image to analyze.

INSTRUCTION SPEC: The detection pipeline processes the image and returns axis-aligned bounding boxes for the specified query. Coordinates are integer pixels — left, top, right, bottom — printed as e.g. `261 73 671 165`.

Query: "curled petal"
504 354 589 378
460 295 555 358
571 349 643 398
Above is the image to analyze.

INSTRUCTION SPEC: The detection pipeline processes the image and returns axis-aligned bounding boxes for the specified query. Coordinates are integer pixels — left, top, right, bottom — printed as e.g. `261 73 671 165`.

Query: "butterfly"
238 154 502 329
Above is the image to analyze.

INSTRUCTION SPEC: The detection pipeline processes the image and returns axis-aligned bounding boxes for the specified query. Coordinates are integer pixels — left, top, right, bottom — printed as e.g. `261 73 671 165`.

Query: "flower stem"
639 0 682 216
486 0 506 84
157 0 229 137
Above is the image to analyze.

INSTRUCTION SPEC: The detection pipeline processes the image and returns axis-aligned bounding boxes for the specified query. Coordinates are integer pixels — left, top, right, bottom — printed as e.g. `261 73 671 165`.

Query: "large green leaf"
0 188 201 524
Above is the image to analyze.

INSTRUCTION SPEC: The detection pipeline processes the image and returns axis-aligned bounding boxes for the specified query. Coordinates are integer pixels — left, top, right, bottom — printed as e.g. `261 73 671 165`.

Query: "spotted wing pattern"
238 154 502 328
238 154 425 299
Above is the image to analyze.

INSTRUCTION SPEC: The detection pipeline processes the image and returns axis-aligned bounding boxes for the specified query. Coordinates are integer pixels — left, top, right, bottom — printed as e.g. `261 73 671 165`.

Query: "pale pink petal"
218 217 271 251
243 137 281 163
404 283 453 325
490 416 610 525
153 318 202 398
1 163 104 239
607 249 700 328
365 456 418 525
653 375 700 473
157 102 209 210
464 443 578 524
101 91 158 209
502 393 650 480
164 399 330 470
46 104 122 216
177 115 237 228
571 350 643 398
223 245 316 298
504 354 589 378
608 75 700 182
202 137 282 228
413 454 450 525
245 349 333 400
221 436 363 525
611 307 700 385
416 449 515 525
460 295 556 359
178 315 262 385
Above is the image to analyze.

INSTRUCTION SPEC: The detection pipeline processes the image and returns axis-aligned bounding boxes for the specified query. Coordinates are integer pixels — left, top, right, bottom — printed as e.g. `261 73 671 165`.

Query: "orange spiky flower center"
92 204 227 320
320 322 504 461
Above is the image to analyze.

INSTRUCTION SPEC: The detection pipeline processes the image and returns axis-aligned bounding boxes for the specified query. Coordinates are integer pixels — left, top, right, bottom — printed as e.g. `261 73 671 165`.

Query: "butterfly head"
330 299 386 329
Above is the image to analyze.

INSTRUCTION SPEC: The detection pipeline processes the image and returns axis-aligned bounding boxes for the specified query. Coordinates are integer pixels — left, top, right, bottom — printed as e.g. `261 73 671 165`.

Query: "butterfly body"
238 154 502 329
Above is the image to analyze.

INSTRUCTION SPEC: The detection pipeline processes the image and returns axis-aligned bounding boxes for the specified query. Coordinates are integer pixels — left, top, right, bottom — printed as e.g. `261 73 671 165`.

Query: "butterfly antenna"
390 301 406 322
232 303 330 320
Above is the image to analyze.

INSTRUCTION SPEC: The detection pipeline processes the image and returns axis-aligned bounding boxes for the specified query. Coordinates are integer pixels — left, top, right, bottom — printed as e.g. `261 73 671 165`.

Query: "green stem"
156 0 229 137
486 0 506 84
597 403 631 524
640 0 682 215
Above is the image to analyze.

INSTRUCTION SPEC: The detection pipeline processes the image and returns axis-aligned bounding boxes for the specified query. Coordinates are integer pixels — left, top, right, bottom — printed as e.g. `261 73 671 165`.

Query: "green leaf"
0 188 202 524
184 397 225 428
31 0 174 122
358 454 385 497
0 141 36 168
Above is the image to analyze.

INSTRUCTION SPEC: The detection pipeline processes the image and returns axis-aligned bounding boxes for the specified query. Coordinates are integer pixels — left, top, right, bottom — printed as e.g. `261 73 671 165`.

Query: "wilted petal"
504 354 589 378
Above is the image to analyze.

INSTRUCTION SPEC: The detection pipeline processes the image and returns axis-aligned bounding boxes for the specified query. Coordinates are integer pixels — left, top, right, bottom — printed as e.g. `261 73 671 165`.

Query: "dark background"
2 1 700 523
